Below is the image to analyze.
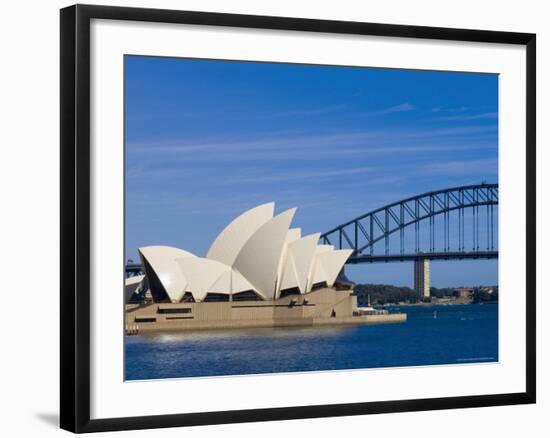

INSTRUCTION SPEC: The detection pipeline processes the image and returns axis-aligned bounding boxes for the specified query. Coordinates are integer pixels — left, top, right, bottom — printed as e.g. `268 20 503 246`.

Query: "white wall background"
0 0 547 436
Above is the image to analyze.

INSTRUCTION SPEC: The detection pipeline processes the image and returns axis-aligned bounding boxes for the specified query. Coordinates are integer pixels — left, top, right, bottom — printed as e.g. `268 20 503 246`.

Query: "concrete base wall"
125 287 406 334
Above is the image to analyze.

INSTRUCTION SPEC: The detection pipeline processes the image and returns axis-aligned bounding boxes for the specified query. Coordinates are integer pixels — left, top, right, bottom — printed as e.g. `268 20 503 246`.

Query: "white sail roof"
289 233 321 293
175 257 259 301
138 246 195 303
176 257 231 302
233 208 296 300
125 275 144 286
135 204 352 302
230 269 257 293
309 260 328 290
206 268 257 295
286 228 302 243
275 228 301 293
306 245 334 292
278 255 299 294
124 274 145 303
207 269 232 295
277 233 320 297
206 202 274 266
316 249 354 287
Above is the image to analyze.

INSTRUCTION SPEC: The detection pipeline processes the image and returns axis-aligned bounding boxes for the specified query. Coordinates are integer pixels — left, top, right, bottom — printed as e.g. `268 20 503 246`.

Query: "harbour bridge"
320 183 498 296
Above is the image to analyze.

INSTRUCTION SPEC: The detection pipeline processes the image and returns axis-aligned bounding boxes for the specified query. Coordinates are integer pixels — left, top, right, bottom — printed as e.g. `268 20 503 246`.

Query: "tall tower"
414 259 430 299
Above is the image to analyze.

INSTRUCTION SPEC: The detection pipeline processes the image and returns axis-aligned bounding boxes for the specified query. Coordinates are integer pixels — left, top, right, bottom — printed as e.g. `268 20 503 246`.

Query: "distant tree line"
354 284 418 305
354 284 498 305
429 287 455 298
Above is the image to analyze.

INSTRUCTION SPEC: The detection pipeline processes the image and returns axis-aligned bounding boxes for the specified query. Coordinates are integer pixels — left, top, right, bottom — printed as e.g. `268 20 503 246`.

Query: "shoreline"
381 301 498 308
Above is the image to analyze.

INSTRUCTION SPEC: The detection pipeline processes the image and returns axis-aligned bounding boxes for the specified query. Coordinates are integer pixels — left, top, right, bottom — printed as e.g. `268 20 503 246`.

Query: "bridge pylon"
414 259 430 299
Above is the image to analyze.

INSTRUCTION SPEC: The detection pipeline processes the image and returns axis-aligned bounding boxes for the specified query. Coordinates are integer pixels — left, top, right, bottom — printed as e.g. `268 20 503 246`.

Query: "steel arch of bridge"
320 183 498 263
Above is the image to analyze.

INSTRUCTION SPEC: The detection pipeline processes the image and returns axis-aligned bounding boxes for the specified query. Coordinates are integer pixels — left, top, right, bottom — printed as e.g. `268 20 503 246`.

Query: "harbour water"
125 303 498 380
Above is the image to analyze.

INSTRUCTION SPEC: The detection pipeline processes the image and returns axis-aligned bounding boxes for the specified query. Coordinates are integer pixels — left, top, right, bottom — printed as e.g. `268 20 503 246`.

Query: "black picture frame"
60 4 536 433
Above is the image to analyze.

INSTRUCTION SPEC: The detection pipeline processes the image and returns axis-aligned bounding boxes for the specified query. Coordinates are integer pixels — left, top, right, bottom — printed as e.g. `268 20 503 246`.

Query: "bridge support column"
414 259 430 299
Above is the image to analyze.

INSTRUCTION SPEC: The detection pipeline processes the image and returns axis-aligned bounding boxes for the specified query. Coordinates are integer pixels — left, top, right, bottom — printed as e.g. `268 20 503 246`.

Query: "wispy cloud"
128 131 379 158
128 124 496 159
127 105 349 123
433 112 498 122
231 166 374 184
128 164 375 185
358 103 415 117
431 106 468 113
124 125 498 184
422 158 497 175
247 104 347 120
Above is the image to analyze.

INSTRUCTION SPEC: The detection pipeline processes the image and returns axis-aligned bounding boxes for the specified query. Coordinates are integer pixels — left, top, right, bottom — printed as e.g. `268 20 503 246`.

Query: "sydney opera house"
125 203 405 332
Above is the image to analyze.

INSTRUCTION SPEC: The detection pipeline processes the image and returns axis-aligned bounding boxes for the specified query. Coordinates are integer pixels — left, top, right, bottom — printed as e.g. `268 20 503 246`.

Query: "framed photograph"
60 4 536 433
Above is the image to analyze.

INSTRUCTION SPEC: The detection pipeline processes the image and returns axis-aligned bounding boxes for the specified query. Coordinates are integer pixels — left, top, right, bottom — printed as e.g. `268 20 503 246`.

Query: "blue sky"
125 56 498 287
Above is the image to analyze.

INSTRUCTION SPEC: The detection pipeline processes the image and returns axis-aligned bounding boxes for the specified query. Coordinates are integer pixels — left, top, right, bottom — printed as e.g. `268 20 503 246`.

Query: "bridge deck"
348 251 498 263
